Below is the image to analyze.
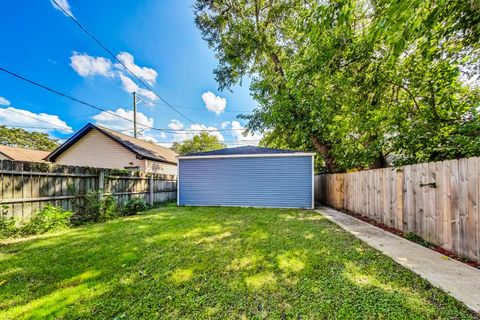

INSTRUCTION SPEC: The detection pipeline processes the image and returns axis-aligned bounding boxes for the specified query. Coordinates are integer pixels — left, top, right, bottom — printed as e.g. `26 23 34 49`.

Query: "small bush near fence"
1 204 72 238
71 191 119 225
0 195 153 239
21 204 73 235
0 206 17 238
123 198 149 216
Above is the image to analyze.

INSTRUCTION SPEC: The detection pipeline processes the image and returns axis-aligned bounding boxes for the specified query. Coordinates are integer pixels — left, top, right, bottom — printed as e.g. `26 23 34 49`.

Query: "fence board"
467 158 479 261
396 169 404 231
315 156 480 262
0 160 177 222
459 158 469 256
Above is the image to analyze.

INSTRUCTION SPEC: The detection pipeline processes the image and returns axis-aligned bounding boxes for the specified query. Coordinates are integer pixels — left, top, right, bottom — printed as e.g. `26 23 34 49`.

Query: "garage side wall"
179 156 313 208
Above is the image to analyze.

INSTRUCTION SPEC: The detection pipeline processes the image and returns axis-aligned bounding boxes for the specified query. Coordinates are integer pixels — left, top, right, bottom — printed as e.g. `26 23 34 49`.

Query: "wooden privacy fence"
315 156 480 262
0 160 177 221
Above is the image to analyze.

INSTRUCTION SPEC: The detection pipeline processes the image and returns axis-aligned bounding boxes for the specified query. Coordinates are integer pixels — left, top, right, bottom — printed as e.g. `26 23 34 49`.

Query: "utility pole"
133 91 137 138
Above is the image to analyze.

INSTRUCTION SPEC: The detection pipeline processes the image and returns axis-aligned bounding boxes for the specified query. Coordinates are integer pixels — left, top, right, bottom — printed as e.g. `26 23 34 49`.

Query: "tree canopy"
0 126 59 151
171 132 226 155
194 0 480 172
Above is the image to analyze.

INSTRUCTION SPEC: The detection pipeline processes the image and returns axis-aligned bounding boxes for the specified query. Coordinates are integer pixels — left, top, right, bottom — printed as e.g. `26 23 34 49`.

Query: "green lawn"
0 206 475 319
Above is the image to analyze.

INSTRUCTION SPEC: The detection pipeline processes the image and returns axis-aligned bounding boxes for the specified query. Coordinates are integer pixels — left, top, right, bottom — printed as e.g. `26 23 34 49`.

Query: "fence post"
98 170 105 199
149 175 154 206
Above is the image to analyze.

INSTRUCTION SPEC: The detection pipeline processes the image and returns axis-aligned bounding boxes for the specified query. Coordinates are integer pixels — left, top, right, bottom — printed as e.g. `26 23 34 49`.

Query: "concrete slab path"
316 206 480 314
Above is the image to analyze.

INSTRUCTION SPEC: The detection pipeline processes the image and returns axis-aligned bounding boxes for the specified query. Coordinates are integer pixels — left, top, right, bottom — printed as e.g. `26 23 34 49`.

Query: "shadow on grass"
0 207 476 319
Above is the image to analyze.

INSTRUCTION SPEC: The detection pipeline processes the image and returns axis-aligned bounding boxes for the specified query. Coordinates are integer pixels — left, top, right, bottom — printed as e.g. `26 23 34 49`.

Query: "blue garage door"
178 156 312 208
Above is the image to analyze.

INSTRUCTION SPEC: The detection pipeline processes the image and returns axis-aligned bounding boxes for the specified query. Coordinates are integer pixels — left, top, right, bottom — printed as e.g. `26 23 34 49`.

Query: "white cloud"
0 96 11 106
115 52 158 85
50 0 75 18
202 91 227 115
168 119 184 131
70 52 114 78
92 107 153 135
69 51 159 105
0 106 72 133
230 120 262 146
221 121 230 129
118 73 158 105
168 119 224 142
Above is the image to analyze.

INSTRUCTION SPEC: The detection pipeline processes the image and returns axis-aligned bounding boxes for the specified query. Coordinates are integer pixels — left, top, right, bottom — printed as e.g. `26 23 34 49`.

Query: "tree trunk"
369 154 387 169
311 136 337 173
365 135 387 169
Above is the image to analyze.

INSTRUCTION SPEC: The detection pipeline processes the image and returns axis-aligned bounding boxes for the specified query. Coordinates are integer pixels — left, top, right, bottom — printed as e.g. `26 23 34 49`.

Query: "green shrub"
108 168 134 176
102 194 119 220
72 191 119 225
21 204 73 235
0 206 18 239
123 198 149 216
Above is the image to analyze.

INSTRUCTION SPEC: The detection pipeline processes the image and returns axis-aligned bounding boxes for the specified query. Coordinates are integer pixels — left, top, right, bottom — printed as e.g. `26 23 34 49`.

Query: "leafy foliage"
72 191 119 224
194 0 480 172
108 168 138 176
0 192 154 239
0 125 59 151
122 198 149 216
171 132 226 155
0 206 17 239
21 204 73 235
1 204 73 238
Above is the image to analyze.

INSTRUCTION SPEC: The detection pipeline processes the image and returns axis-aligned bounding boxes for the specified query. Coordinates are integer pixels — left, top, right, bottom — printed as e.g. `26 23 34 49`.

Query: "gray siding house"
177 146 314 209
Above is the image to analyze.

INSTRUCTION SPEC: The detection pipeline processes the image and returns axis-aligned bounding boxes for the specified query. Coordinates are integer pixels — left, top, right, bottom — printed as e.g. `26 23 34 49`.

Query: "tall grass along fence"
0 160 177 221
315 156 480 263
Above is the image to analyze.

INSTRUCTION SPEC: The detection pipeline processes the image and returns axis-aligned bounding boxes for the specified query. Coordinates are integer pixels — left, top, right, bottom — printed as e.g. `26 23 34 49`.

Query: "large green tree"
0 126 59 151
171 132 226 155
194 0 480 172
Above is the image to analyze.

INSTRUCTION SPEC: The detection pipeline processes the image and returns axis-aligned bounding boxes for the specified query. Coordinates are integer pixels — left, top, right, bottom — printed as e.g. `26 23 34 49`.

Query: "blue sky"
0 0 261 146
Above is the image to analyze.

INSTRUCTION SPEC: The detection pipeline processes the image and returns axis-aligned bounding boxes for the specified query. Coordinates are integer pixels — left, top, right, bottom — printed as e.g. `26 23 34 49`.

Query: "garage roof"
179 145 314 159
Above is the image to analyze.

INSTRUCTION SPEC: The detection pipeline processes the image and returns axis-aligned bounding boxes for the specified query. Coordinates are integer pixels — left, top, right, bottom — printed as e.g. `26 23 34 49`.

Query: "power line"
1 105 70 130
170 104 252 114
0 68 253 133
2 125 260 144
51 0 196 125
0 67 146 126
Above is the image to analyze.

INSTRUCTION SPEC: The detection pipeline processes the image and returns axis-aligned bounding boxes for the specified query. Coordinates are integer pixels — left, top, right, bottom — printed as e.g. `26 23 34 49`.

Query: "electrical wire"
2 124 260 144
0 67 251 133
170 104 252 114
1 105 70 130
51 0 197 124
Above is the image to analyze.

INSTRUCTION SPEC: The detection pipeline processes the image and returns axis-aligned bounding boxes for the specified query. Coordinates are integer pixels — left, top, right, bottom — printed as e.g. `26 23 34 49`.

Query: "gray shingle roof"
183 145 308 157
96 125 177 164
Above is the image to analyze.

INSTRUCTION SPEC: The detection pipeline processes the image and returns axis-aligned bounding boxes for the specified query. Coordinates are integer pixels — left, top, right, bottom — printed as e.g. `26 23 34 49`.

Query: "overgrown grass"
0 206 476 319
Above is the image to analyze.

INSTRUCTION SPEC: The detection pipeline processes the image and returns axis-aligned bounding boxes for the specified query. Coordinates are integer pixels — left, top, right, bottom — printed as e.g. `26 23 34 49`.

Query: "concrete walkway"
316 206 480 314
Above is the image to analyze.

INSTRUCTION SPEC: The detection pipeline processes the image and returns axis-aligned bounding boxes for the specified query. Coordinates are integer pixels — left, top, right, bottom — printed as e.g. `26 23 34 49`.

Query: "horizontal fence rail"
0 160 177 221
315 157 480 263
